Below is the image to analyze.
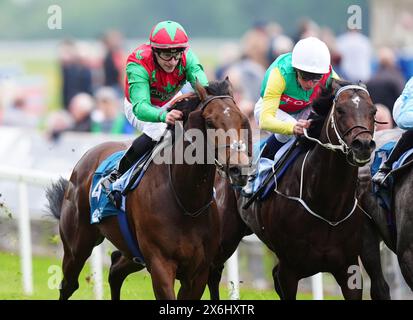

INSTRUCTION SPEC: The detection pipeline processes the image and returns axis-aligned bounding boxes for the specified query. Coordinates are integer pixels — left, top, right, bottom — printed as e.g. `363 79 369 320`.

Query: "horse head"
170 78 252 187
310 79 377 167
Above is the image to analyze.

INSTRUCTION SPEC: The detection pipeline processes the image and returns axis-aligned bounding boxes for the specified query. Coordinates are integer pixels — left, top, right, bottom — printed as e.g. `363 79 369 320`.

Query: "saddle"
243 138 301 210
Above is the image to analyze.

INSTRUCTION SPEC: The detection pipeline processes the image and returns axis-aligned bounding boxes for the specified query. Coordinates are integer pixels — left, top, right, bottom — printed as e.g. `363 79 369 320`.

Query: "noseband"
304 85 374 165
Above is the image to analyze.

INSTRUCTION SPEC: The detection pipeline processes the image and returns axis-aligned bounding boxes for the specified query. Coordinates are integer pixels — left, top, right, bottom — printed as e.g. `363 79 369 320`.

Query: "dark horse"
358 128 413 299
46 79 251 300
208 80 377 300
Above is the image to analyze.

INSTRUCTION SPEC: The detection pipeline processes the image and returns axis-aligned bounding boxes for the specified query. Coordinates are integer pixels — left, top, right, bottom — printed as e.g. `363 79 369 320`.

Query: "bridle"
303 85 374 166
168 94 249 217
275 85 374 226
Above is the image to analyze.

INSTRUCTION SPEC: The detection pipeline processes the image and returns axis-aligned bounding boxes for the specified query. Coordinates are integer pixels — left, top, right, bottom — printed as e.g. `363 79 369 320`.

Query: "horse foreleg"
178 267 209 300
208 264 224 300
272 262 298 300
108 250 145 300
148 257 177 300
397 243 413 291
332 262 363 300
360 219 391 300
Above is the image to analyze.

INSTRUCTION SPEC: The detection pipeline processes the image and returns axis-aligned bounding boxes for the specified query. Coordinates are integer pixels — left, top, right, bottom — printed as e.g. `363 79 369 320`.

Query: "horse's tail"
46 177 69 220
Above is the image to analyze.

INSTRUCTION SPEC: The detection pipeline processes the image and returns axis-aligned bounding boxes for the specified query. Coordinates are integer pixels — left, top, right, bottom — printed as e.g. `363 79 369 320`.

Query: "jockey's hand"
293 119 312 136
165 109 183 125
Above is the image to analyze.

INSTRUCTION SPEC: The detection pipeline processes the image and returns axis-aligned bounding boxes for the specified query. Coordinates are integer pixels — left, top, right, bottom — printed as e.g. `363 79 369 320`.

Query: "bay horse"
358 128 413 299
46 79 252 300
208 80 377 300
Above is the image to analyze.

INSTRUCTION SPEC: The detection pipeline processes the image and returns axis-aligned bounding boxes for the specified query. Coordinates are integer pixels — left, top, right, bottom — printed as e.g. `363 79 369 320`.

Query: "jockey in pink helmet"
101 21 208 201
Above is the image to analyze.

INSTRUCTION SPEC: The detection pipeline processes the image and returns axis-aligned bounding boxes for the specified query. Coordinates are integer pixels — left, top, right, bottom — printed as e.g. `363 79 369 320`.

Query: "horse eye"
336 107 346 115
205 119 214 128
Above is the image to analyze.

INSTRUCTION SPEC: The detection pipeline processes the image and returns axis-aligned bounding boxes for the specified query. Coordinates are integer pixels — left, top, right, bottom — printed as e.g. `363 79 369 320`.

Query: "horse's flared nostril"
369 140 376 150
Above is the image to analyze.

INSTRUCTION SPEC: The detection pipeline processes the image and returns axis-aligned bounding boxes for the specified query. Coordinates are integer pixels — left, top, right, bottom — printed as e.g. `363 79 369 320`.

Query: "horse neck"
169 141 217 211
303 142 358 220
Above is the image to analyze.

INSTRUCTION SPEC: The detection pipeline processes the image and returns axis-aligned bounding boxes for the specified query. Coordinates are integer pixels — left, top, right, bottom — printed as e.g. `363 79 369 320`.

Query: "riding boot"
372 130 413 186
261 135 286 160
101 134 157 204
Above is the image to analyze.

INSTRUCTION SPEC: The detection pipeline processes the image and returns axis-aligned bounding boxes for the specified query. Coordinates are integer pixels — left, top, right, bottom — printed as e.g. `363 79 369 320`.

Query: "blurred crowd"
213 17 413 134
2 15 413 138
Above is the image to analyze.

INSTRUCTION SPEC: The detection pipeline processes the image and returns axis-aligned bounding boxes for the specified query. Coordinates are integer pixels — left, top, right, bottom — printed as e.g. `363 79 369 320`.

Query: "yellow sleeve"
331 69 340 80
259 68 295 135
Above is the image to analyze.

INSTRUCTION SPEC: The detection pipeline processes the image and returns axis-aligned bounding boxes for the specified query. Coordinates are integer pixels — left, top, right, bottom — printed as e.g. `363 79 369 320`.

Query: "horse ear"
195 79 208 101
224 76 234 98
357 81 367 89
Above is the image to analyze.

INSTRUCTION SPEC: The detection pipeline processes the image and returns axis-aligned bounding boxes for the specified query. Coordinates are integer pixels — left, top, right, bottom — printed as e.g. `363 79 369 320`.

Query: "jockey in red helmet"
101 21 208 201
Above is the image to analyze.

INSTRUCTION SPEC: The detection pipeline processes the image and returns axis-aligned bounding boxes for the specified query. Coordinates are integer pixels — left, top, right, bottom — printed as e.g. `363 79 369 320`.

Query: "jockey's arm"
259 67 295 135
394 77 413 130
185 49 209 88
127 62 168 123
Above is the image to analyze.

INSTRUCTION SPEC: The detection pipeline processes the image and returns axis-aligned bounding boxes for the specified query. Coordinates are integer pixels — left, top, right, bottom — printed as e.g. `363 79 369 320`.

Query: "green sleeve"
185 49 209 88
127 62 166 123
326 67 341 88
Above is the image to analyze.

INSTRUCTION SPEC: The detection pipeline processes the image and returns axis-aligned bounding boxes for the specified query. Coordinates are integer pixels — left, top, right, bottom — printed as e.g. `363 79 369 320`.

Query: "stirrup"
372 168 391 186
241 174 256 198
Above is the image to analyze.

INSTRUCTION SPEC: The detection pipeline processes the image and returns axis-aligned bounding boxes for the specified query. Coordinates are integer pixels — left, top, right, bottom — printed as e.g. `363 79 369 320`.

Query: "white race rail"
0 165 103 299
0 165 322 300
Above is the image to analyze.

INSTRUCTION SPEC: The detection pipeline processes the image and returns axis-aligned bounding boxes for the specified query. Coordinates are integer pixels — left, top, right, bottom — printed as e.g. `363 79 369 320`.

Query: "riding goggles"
297 69 323 82
154 49 184 61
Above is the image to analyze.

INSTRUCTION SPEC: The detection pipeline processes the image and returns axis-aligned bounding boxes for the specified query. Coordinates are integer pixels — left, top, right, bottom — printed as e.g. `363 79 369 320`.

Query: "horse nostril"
369 140 376 150
229 166 241 176
351 139 363 151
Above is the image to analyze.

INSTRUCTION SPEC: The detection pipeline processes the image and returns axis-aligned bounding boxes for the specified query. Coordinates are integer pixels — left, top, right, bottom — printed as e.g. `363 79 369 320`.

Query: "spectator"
101 30 126 96
294 17 320 43
336 28 372 82
241 25 271 69
58 39 93 109
225 66 258 133
91 87 134 134
268 34 294 63
367 47 406 113
1 91 39 128
47 93 95 140
374 103 394 131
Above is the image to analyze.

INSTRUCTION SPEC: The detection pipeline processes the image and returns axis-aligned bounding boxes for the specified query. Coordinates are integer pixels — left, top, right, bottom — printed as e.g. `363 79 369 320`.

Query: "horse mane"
205 79 232 96
170 79 233 122
298 79 360 150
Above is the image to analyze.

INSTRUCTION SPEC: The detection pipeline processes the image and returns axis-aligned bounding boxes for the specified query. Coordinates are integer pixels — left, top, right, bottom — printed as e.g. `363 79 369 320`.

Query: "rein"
168 94 244 217
273 150 358 226
276 85 372 226
303 85 373 166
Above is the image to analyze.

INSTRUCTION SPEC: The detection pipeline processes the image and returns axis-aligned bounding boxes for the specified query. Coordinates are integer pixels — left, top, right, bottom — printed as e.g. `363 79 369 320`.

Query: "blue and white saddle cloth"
90 151 145 224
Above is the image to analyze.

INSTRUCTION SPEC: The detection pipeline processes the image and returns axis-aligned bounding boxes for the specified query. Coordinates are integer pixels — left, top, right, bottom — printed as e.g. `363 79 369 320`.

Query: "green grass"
0 251 343 300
